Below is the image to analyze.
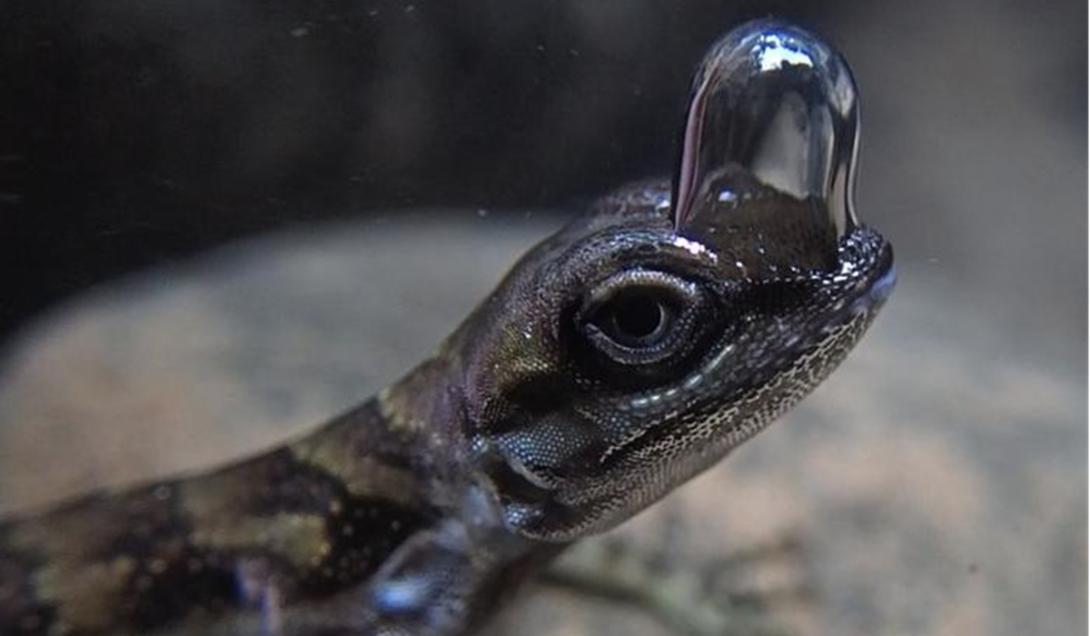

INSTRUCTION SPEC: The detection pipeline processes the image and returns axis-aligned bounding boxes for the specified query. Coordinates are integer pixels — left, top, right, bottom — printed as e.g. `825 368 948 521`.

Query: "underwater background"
0 1 1085 635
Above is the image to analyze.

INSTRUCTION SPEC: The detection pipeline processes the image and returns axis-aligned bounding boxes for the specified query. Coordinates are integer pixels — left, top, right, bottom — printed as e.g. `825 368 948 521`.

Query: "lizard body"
0 20 894 636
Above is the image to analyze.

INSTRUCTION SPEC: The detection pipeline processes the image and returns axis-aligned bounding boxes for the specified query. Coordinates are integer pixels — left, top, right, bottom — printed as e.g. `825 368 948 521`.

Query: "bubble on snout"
672 20 861 264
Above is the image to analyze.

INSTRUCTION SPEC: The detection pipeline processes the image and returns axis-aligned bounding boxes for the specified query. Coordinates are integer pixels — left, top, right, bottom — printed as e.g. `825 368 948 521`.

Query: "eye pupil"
607 290 666 342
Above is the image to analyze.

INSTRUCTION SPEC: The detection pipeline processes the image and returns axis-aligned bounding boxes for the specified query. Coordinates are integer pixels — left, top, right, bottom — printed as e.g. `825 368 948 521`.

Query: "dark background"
2 0 832 340
1 0 1085 358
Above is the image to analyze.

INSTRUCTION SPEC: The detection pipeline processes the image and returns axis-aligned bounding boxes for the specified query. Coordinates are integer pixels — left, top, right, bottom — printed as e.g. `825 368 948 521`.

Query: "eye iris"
607 290 667 344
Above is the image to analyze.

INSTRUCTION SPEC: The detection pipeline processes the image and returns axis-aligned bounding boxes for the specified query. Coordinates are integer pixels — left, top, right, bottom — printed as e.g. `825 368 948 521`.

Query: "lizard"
0 19 894 636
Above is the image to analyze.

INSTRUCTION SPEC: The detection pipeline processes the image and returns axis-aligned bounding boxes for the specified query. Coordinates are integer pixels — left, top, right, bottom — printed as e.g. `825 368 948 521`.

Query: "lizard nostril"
671 19 861 259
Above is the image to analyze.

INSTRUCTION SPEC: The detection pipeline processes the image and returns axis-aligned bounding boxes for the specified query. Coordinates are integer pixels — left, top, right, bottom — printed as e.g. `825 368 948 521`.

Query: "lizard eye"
595 288 673 348
577 270 709 370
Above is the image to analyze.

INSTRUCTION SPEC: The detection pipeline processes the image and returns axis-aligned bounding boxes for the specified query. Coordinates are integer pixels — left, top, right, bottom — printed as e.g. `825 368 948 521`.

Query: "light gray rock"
0 210 1081 636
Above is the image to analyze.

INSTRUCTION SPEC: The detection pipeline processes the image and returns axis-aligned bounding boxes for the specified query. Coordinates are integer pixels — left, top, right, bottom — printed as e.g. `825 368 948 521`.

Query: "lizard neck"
0 354 551 636
362 354 542 550
324 356 564 633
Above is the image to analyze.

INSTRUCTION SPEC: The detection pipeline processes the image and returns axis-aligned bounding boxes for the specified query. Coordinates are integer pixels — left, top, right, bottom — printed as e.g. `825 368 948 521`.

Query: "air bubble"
672 20 860 251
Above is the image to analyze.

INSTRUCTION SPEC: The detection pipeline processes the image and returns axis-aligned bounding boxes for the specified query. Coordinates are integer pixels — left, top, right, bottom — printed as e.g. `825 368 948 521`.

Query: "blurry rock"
0 212 1081 636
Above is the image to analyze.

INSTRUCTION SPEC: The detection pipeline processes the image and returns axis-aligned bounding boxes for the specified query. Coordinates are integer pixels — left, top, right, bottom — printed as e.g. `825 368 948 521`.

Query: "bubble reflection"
672 20 861 250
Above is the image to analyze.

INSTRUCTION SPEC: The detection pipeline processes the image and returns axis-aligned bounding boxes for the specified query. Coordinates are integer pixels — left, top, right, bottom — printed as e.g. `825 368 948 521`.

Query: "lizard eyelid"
576 269 709 372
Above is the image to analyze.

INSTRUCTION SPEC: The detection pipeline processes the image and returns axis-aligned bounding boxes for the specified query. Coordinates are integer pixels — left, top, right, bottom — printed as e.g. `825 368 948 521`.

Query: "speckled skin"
0 176 891 635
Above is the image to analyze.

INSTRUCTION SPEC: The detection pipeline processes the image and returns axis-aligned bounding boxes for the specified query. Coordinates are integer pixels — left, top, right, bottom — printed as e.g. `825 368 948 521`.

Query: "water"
0 2 1083 635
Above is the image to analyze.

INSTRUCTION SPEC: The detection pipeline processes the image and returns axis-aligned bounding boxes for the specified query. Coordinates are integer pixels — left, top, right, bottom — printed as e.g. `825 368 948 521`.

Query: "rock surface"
0 212 1082 636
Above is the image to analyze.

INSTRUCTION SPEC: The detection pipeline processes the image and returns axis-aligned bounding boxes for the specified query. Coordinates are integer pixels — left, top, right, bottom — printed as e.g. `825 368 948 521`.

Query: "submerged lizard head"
447 20 895 542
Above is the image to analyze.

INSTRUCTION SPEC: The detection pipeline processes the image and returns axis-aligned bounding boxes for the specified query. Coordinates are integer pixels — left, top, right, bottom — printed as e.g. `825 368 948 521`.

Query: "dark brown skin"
0 20 894 636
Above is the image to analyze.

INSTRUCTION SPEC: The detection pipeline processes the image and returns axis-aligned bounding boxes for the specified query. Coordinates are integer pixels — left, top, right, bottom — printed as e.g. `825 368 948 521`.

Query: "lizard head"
453 20 895 542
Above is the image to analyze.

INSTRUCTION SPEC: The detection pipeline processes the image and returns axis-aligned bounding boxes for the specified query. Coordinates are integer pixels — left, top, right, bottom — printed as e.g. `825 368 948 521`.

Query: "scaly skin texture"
0 20 893 636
